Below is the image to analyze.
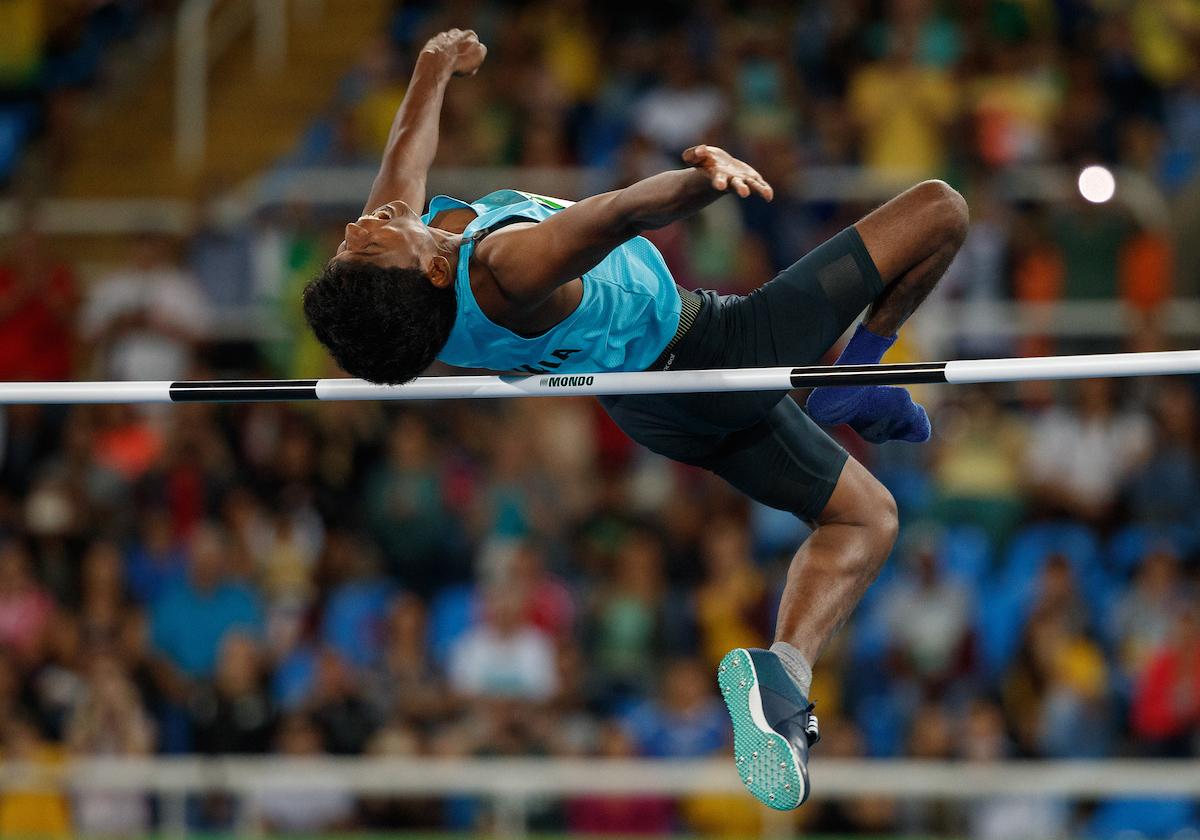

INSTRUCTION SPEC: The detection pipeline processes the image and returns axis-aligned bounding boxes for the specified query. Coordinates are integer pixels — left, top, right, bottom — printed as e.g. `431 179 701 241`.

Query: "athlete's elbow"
612 186 674 234
617 201 661 235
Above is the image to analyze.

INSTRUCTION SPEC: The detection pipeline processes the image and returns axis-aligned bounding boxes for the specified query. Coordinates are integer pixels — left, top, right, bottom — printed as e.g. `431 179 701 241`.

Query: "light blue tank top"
424 189 681 374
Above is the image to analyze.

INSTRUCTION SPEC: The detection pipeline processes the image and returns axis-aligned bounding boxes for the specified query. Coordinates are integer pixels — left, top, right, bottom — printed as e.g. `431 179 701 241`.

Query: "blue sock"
831 323 896 365
806 324 931 444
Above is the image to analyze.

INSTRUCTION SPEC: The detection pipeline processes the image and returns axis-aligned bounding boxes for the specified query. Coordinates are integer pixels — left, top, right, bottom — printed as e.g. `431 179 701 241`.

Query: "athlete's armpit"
476 168 719 303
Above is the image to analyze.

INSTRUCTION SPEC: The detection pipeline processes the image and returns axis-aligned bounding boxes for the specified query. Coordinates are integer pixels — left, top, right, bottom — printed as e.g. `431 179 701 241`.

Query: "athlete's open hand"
421 29 487 77
683 145 774 201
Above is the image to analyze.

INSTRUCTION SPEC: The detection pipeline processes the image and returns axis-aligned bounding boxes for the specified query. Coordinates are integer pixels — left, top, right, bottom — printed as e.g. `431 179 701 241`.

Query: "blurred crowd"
294 0 1196 300
1 360 1199 837
0 1 171 181
1 0 1200 838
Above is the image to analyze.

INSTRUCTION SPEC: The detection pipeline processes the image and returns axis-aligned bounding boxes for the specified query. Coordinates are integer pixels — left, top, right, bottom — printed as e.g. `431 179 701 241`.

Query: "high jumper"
297 27 971 810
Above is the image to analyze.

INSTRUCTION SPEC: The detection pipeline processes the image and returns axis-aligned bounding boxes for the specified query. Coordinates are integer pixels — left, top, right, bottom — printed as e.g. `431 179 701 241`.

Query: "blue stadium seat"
1002 522 1100 582
750 501 811 559
321 579 397 668
975 579 1027 677
874 463 934 519
273 646 317 711
854 692 910 757
938 524 992 588
0 108 33 182
849 587 894 665
999 521 1113 629
1106 524 1187 575
428 584 479 664
1085 798 1198 840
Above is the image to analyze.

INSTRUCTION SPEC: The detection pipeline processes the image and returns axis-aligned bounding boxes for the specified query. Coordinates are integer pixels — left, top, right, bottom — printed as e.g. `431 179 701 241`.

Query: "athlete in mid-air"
304 30 967 809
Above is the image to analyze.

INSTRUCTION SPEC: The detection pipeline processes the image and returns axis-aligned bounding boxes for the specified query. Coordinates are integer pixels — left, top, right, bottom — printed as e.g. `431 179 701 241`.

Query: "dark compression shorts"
599 226 884 521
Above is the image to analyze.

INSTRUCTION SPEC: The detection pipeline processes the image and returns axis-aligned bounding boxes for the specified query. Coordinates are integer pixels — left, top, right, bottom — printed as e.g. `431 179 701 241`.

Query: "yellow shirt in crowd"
0 0 43 86
849 63 958 177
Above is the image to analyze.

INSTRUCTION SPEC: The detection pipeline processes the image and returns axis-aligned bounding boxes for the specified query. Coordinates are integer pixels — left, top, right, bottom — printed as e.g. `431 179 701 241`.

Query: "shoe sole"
717 648 807 810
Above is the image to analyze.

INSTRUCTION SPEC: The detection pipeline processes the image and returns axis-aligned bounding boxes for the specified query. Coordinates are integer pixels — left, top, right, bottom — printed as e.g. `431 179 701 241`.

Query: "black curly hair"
302 258 457 385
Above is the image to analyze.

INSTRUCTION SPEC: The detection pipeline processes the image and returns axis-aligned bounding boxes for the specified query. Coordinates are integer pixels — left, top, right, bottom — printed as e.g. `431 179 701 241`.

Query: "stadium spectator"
364 593 445 726
0 538 53 665
1111 547 1188 681
77 538 128 645
65 651 153 837
1123 379 1200 532
318 531 394 669
307 648 377 755
881 534 973 686
1028 554 1091 638
1005 609 1112 759
507 540 576 640
124 507 186 605
364 413 454 594
448 585 557 702
1131 604 1200 755
620 656 757 833
80 234 210 382
898 700 957 835
1048 200 1137 300
188 633 275 754
1024 378 1151 523
187 191 255 313
631 40 727 156
967 37 1060 168
848 18 958 176
931 387 1027 544
23 408 132 543
694 518 769 668
621 657 725 759
149 524 263 682
0 218 78 382
586 530 671 702
254 713 356 833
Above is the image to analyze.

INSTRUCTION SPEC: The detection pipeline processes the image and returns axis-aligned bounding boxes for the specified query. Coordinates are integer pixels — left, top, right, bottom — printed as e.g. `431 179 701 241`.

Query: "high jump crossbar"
0 350 1197 405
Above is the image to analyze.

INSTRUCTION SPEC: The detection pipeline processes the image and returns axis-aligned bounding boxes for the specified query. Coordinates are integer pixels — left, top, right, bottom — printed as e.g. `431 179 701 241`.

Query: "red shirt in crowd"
0 261 77 381
1132 644 1200 741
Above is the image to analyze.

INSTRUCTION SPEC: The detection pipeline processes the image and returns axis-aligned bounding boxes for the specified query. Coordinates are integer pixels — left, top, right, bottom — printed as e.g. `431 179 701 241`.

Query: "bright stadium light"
1078 165 1116 204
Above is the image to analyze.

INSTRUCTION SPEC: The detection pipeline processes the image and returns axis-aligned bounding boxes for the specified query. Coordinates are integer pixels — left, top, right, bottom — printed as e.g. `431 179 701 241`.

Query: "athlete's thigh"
599 393 729 464
701 397 849 521
729 226 885 368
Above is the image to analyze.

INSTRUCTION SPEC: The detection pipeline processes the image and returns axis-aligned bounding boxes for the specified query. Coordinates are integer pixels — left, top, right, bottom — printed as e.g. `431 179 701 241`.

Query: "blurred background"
1 0 1199 838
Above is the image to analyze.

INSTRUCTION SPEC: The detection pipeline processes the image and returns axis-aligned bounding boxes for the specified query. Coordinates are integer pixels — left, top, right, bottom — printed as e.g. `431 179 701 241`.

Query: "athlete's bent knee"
863 480 899 562
911 179 969 248
820 460 898 578
851 475 897 576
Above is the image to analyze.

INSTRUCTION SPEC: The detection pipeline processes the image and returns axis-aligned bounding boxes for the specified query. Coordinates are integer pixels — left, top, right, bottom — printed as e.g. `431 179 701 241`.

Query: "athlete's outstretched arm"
477 145 772 302
361 29 486 215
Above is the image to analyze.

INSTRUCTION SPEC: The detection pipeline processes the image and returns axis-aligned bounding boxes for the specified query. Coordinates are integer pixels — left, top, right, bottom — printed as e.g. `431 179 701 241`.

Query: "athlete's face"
332 201 442 276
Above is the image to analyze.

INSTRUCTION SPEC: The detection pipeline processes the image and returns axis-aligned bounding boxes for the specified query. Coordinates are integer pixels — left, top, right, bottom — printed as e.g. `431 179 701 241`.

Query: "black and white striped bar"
0 350 1197 405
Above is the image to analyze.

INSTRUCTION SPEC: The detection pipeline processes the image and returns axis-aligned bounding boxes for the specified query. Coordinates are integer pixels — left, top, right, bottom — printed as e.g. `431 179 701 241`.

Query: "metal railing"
1 757 1197 839
1 164 1193 344
175 0 290 171
4 164 1173 232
